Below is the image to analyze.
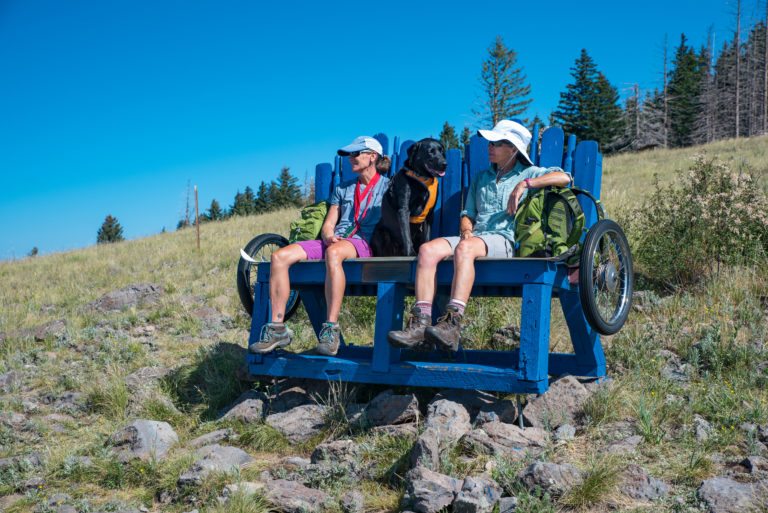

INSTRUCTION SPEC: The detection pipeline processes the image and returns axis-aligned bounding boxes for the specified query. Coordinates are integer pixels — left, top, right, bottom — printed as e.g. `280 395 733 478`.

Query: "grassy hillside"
1 137 767 512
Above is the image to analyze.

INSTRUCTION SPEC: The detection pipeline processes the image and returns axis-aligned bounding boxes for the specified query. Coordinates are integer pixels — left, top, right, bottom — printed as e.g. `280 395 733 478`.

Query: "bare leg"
269 243 308 322
450 237 487 303
415 239 454 302
324 240 358 322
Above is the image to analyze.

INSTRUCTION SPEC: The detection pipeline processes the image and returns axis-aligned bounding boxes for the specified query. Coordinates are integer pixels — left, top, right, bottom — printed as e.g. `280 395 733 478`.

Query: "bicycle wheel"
578 219 633 335
236 233 301 320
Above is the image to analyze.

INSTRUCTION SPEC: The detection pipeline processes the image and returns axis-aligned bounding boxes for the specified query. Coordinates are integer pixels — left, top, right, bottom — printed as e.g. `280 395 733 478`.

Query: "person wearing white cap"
250 136 391 357
388 120 572 352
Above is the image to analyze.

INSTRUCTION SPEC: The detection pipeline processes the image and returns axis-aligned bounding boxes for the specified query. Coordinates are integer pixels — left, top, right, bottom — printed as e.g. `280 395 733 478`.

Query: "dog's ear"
406 141 420 159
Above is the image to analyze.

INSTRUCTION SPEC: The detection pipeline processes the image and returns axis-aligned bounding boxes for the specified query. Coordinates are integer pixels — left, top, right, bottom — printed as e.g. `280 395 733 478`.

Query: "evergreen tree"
207 199 223 221
668 34 706 147
636 90 667 149
268 182 280 210
28 247 38 257
460 127 471 148
439 122 460 150
275 167 303 208
552 49 624 151
475 36 533 125
97 215 125 244
230 186 256 217
254 181 271 213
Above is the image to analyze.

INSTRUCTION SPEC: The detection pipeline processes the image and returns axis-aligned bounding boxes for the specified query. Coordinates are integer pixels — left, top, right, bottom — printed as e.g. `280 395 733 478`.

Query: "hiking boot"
249 322 293 354
316 322 342 356
388 306 433 350
424 304 463 351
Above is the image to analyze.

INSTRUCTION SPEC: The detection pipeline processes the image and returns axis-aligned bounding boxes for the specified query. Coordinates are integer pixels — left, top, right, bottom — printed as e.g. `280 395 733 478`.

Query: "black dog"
370 138 447 257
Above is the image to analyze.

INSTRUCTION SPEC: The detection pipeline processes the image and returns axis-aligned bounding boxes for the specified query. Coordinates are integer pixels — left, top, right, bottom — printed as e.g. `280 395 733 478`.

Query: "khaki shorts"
441 233 515 258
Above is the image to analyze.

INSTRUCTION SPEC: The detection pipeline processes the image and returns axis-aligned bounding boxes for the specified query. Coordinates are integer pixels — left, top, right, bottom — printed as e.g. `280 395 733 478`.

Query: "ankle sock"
414 301 432 316
447 299 466 316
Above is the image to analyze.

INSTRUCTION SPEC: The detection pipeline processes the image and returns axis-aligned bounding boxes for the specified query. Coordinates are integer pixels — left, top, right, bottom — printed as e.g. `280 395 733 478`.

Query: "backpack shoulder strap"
568 186 606 220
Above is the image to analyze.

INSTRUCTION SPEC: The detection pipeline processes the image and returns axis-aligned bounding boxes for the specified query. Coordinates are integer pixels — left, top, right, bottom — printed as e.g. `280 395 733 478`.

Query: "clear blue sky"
1 0 764 259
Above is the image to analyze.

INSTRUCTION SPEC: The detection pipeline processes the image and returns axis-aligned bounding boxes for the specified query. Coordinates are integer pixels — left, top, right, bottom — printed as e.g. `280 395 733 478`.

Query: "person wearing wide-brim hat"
388 119 572 351
250 136 391 357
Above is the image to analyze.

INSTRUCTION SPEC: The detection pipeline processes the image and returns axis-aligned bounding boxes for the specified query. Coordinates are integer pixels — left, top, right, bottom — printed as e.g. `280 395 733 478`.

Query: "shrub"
625 156 768 288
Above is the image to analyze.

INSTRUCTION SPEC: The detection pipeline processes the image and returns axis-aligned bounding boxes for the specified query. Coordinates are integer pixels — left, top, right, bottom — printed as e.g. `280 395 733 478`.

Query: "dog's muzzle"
426 165 446 177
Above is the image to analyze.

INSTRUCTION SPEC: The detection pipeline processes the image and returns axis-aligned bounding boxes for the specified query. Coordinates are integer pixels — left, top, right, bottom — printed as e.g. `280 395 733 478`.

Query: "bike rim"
591 229 631 326
247 241 284 298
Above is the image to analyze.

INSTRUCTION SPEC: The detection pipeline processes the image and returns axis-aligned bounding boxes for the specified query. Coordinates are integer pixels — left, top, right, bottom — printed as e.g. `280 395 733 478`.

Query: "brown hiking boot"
424 304 463 351
388 306 432 350
316 322 342 356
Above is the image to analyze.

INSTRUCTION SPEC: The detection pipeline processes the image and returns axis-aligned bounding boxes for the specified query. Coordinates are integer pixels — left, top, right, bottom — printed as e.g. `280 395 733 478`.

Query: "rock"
491 324 521 347
279 456 311 470
55 506 78 513
222 481 264 497
430 389 516 424
178 444 254 486
21 400 38 413
219 390 268 423
86 283 164 312
758 424 768 443
266 404 327 444
0 494 25 511
411 399 473 469
269 386 313 413
410 428 441 470
402 466 462 513
191 306 232 331
310 439 360 468
522 375 591 428
741 456 768 474
262 479 334 513
462 422 547 459
697 477 767 513
341 490 365 513
554 424 576 442
370 423 419 438
453 475 503 513
33 319 67 341
46 493 72 507
130 325 156 337
0 452 43 471
620 464 668 501
124 366 172 392
0 370 22 393
632 290 661 312
694 415 713 442
108 420 178 462
604 435 643 455
498 497 518 513
0 411 27 429
23 476 45 490
188 428 234 449
519 461 583 498
363 390 420 426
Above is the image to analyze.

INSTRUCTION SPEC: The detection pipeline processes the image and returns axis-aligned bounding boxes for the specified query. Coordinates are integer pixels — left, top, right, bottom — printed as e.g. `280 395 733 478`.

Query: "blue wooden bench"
246 127 605 394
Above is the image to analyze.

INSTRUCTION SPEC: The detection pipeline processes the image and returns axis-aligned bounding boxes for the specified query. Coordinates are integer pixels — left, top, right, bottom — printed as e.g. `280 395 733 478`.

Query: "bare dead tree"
765 0 768 133
735 0 741 138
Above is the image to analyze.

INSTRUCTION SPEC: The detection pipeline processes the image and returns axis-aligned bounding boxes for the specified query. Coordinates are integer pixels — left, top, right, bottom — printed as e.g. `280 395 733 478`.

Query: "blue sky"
0 0 764 259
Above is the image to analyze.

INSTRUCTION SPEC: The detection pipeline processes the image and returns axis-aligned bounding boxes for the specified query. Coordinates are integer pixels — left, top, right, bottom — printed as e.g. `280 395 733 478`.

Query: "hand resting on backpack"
506 172 572 215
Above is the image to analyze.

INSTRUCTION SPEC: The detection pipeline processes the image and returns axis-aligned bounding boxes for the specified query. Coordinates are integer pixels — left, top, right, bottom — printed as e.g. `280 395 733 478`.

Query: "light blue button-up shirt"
459 161 571 244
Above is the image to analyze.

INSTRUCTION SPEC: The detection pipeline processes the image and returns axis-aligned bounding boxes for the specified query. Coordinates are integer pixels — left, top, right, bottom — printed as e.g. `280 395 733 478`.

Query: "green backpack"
289 201 329 243
514 187 604 264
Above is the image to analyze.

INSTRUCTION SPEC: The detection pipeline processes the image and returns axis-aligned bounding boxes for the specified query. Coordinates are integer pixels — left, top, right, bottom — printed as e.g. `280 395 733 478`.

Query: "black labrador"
370 138 447 257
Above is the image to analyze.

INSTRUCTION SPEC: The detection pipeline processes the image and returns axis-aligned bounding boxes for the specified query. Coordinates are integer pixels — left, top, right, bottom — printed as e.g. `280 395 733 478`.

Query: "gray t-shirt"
330 174 390 243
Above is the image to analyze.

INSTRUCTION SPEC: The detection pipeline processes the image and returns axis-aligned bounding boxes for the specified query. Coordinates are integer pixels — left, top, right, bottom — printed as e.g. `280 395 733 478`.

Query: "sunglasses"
489 140 512 148
348 150 374 158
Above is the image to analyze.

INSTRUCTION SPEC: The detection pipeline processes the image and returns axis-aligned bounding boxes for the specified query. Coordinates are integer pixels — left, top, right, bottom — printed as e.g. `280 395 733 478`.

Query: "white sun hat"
337 136 383 156
478 120 533 165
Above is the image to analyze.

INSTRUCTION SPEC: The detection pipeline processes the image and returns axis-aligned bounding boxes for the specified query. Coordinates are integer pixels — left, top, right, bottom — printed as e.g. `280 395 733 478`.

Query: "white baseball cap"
478 120 533 165
337 136 383 156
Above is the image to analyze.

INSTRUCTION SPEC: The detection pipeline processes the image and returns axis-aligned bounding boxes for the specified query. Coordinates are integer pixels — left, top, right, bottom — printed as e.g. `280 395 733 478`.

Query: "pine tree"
475 36 533 125
668 34 706 147
28 247 38 257
460 127 471 148
439 122 460 150
207 199 223 221
230 186 256 217
276 167 303 208
552 49 624 151
97 215 125 244
254 181 271 213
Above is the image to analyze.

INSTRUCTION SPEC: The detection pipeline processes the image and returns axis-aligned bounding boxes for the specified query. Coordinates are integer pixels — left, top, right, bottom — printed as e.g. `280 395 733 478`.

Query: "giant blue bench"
246 127 605 394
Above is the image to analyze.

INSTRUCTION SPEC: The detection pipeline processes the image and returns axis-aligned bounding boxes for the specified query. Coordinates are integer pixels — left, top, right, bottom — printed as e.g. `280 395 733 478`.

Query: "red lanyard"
348 173 381 237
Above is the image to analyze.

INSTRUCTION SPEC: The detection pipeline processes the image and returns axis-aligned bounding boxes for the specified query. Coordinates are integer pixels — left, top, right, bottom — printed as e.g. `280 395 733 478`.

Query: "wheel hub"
597 262 618 292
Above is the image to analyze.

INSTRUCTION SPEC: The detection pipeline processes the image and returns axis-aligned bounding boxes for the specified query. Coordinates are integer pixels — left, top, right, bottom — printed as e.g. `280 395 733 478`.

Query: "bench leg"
372 282 404 373
559 289 605 377
518 283 553 384
248 281 271 363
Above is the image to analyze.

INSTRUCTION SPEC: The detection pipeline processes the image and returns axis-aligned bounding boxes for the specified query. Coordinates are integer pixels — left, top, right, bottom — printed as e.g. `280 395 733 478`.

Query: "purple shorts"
295 238 373 260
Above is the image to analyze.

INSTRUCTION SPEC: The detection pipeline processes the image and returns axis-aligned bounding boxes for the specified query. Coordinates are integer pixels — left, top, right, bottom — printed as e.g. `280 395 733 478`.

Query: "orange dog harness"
405 170 439 224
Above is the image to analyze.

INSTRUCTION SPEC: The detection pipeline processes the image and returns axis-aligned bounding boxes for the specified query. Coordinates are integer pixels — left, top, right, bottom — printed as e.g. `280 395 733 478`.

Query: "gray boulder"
462 422 547 459
604 435 643 455
498 497 518 513
620 464 668 501
341 490 365 513
430 389 516 424
363 389 420 426
33 319 67 342
370 423 419 438
187 428 233 449
219 390 268 423
0 370 22 393
554 424 576 442
108 420 178 462
694 414 713 442
519 461 583 498
402 466 462 513
86 283 163 312
741 455 768 474
266 404 327 443
411 399 473 469
124 366 172 392
453 475 503 513
697 477 768 513
177 444 254 486
262 479 335 513
522 375 591 428
269 385 313 413
310 439 360 468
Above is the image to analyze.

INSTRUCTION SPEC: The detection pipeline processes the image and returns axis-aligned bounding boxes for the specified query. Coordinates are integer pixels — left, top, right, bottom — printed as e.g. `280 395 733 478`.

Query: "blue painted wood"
333 156 341 191
559 288 605 377
539 127 565 168
563 134 576 174
572 141 601 227
372 282 405 372
518 283 553 383
439 148 463 238
398 139 415 169
373 133 389 156
341 154 354 183
531 124 540 166
466 134 489 184
314 163 333 202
